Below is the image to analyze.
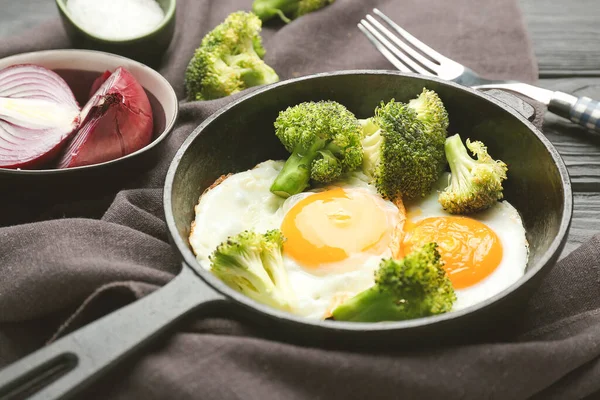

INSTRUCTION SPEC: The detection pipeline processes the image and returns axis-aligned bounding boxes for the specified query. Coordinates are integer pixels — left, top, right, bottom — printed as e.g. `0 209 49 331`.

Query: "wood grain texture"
538 78 600 191
538 77 600 256
520 0 600 75
561 193 600 258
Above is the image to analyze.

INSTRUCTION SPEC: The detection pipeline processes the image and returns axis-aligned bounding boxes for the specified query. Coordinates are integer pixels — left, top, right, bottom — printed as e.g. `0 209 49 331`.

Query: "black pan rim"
164 69 573 332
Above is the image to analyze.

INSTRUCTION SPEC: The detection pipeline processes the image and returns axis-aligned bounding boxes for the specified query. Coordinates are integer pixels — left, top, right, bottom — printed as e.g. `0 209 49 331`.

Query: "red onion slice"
57 67 154 168
89 70 111 98
0 64 80 169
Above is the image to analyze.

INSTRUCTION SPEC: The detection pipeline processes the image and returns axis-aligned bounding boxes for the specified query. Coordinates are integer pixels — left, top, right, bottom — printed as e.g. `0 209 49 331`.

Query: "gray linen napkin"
4 1 597 399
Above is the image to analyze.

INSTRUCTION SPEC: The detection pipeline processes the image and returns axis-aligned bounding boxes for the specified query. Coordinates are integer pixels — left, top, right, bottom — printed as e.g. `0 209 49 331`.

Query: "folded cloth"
4 1 595 399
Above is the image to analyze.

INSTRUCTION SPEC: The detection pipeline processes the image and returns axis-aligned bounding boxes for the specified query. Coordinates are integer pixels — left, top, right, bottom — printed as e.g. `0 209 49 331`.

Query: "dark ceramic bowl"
55 0 176 67
0 49 178 199
0 71 574 399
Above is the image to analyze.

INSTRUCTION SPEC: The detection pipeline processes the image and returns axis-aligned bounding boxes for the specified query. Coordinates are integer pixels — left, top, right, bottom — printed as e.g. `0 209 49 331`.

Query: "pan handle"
0 266 226 400
480 89 537 122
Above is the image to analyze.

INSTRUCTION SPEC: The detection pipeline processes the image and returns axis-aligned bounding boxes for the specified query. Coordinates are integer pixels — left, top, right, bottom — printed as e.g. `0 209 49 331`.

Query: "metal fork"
358 8 600 133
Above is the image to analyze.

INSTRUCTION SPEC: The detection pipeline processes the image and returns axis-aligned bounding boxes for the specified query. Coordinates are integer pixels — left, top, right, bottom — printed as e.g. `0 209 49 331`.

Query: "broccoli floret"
331 243 456 322
311 149 343 182
438 134 508 214
210 229 295 311
359 92 448 200
408 88 449 142
184 11 279 101
270 100 363 198
407 87 449 175
252 0 335 23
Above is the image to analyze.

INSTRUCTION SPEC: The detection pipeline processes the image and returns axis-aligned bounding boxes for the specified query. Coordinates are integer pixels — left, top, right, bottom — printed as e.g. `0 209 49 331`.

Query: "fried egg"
401 172 529 311
189 160 287 266
278 172 405 318
189 161 528 320
189 160 404 319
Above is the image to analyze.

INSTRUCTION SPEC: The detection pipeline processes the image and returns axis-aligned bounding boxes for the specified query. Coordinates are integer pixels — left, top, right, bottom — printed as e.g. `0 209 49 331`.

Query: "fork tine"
358 22 411 73
365 15 440 73
373 8 448 63
360 19 434 76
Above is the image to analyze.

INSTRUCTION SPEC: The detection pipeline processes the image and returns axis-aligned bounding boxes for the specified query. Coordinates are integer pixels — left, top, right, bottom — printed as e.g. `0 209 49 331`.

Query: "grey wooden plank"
542 113 600 192
520 0 600 75
512 78 600 256
560 193 600 259
538 77 600 191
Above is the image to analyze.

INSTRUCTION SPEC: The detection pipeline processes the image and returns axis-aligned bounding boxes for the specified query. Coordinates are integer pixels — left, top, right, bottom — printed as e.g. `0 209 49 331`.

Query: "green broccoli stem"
240 66 279 87
445 134 476 192
229 47 279 87
270 139 325 198
252 0 296 22
331 287 418 322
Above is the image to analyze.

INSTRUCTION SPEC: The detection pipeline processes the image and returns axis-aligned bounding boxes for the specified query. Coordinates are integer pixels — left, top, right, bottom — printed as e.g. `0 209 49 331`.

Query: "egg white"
189 160 287 268
407 172 529 311
189 160 402 319
190 162 529 320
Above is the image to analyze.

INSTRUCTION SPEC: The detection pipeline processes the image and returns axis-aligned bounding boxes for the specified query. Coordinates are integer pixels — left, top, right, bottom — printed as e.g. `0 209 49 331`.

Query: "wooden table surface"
520 0 600 257
2 0 600 259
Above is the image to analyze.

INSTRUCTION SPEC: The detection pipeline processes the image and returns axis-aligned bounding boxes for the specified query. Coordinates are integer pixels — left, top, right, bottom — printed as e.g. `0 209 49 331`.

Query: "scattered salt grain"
67 0 165 41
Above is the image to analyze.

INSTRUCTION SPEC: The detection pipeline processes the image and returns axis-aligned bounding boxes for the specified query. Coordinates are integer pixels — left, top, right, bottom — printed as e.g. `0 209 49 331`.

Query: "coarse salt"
67 0 166 41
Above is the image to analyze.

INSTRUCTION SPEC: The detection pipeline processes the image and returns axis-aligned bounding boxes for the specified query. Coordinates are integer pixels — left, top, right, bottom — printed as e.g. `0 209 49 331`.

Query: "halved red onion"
57 67 154 168
0 64 80 169
89 70 111 98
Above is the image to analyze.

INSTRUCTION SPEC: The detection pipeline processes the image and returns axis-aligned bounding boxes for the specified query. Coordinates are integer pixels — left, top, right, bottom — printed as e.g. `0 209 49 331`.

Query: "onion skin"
89 70 111 99
57 67 154 168
0 64 80 169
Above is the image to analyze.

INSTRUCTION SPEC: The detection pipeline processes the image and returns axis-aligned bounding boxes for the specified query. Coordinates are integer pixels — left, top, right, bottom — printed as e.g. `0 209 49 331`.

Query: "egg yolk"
401 216 503 289
281 188 391 267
